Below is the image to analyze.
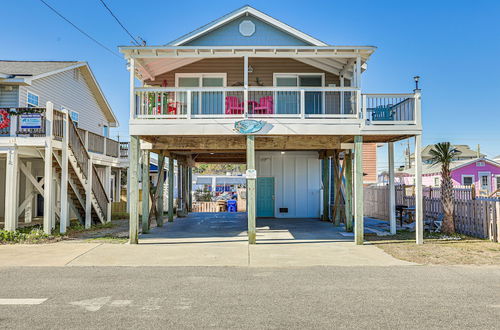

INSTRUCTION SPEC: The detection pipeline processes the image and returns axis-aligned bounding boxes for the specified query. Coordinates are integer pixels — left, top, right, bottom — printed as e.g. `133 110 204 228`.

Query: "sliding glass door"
176 74 225 115
275 74 324 115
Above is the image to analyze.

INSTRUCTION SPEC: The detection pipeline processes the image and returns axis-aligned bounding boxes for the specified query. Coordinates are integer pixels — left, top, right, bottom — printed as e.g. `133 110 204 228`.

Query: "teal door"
257 177 275 217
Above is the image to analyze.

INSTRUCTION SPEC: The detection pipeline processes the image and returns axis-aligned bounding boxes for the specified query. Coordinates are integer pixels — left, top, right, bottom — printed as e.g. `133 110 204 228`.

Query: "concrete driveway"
0 212 412 267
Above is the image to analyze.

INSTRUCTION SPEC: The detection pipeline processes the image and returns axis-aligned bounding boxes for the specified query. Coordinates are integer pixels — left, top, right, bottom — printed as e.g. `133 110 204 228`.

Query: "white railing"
134 87 360 120
362 94 417 125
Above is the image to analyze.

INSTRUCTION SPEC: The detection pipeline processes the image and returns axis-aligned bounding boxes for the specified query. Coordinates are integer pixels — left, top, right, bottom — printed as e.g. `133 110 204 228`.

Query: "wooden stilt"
43 102 54 234
247 135 256 244
156 154 165 226
24 161 33 223
4 147 19 231
332 151 346 226
354 136 364 245
388 142 396 235
141 150 150 233
188 167 193 212
182 164 189 215
105 166 112 223
85 156 93 229
344 151 353 232
59 110 69 233
415 135 423 244
168 157 174 222
321 156 330 221
129 135 140 244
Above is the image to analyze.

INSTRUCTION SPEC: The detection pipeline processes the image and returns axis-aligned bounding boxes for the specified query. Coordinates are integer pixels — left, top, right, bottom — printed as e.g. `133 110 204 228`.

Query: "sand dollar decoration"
239 20 255 37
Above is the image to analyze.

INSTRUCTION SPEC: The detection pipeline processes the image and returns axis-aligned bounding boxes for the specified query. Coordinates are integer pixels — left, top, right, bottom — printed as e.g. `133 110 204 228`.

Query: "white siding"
256 151 321 218
18 68 109 135
0 85 19 107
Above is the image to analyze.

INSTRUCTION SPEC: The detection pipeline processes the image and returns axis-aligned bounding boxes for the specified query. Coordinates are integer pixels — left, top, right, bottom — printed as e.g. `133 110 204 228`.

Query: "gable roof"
400 157 500 176
0 61 79 77
169 5 328 47
0 61 118 126
411 144 485 160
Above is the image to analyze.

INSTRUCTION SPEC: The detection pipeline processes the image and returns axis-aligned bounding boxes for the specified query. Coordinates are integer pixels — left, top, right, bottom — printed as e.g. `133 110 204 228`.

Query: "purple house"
398 158 500 196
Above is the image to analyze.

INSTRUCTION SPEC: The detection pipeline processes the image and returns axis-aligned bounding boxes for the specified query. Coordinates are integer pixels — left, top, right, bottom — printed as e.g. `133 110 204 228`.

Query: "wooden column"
85 156 93 229
4 147 19 231
115 169 122 202
247 135 256 244
168 157 174 222
24 161 33 223
321 156 330 222
388 142 397 235
188 167 193 212
177 162 186 217
344 151 353 232
129 135 140 244
59 110 69 233
354 136 364 245
105 166 112 223
141 150 150 233
414 134 423 244
182 164 189 215
156 154 165 226
43 101 54 234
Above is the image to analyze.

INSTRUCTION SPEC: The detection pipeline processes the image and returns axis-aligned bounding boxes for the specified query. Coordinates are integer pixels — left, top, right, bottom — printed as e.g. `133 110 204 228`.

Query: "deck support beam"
177 163 186 217
354 136 364 245
129 135 140 244
168 157 174 222
24 161 33 223
321 156 330 221
141 150 150 233
156 154 165 226
43 102 54 234
188 167 193 212
105 165 112 223
85 156 93 229
388 142 396 235
4 147 20 231
344 150 353 232
59 110 69 233
246 135 256 244
414 135 423 244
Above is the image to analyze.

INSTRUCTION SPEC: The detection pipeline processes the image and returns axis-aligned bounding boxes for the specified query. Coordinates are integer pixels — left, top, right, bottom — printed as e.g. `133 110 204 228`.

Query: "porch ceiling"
120 46 375 81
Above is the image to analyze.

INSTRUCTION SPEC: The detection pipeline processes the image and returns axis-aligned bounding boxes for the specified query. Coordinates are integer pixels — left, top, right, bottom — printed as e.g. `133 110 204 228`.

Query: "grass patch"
86 234 127 244
367 230 500 265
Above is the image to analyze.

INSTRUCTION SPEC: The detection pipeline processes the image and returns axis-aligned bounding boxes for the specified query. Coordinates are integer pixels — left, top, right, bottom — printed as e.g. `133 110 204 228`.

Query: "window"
70 111 79 125
103 125 109 137
476 161 485 167
434 177 440 187
462 175 474 186
27 92 39 107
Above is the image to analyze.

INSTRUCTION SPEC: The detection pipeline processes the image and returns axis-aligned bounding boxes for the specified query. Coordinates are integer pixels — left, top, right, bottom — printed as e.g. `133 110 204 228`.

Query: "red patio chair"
253 96 274 114
225 96 244 114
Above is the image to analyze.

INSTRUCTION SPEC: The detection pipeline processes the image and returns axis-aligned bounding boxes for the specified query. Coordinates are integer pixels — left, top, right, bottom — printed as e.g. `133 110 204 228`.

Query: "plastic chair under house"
253 96 274 114
225 96 244 114
227 200 237 212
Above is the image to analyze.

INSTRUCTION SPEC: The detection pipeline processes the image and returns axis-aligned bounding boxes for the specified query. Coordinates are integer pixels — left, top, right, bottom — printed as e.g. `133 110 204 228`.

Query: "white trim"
273 73 325 87
26 90 39 107
478 171 491 191
461 174 474 186
169 6 328 46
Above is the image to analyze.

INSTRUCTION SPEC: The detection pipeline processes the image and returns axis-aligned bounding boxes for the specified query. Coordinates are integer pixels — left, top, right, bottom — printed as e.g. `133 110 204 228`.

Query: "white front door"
478 172 491 193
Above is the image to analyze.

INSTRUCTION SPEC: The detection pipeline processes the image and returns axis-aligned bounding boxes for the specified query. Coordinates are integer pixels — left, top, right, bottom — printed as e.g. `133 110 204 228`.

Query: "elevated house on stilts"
121 6 424 245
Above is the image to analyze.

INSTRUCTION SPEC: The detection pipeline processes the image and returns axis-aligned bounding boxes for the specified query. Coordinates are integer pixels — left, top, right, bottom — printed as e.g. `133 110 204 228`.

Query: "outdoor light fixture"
281 151 285 155
414 75 420 90
248 65 254 73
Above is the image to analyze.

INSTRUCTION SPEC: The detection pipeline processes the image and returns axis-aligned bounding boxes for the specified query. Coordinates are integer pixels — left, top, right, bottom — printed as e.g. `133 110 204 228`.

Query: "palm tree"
428 142 460 234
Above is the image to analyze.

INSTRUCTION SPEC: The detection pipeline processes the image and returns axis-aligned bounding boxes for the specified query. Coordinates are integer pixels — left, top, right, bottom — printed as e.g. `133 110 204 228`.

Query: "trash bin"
227 200 237 212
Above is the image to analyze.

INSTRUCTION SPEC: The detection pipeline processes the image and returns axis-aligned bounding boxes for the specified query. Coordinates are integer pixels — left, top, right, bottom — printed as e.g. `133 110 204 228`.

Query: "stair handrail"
66 115 109 218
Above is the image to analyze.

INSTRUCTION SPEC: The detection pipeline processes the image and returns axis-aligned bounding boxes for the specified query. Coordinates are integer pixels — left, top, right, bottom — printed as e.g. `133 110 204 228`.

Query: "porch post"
85 156 93 229
182 163 189 215
354 136 364 245
177 163 186 217
243 55 249 117
246 135 256 244
60 109 69 233
344 150 353 232
414 134 423 244
24 161 33 223
129 135 140 244
43 101 54 234
188 167 193 212
156 154 165 226
4 147 19 231
168 157 174 222
321 156 330 221
141 150 150 233
105 165 112 223
388 142 396 234
116 169 122 202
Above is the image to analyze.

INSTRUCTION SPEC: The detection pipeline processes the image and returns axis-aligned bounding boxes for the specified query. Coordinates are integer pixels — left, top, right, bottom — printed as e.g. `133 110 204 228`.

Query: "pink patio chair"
253 96 274 114
225 96 244 114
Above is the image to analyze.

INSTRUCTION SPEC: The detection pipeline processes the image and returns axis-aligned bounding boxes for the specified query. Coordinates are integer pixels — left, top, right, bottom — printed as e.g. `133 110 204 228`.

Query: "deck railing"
134 87 361 119
92 166 109 221
68 116 90 179
119 142 129 158
105 138 119 158
87 131 105 154
53 109 64 140
362 94 416 124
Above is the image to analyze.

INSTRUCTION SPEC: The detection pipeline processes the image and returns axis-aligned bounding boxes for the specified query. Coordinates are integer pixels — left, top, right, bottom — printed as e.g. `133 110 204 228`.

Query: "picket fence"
364 185 500 241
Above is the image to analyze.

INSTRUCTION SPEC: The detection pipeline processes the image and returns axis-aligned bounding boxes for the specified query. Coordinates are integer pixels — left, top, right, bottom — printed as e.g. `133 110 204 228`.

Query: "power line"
38 0 123 60
98 0 141 46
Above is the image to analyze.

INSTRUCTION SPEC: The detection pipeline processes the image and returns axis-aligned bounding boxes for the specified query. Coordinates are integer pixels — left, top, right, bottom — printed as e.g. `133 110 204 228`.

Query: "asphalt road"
0 266 499 329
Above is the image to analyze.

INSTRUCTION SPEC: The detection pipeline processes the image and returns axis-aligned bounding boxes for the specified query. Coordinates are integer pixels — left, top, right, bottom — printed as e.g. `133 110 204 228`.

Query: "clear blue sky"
2 0 499 169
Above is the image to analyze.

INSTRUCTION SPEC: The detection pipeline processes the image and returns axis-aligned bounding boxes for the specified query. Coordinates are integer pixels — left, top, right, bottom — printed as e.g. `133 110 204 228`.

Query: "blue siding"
185 15 312 46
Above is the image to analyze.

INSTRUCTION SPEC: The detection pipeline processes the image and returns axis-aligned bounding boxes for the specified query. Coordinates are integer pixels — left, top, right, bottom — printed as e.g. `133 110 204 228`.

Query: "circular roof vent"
239 20 255 37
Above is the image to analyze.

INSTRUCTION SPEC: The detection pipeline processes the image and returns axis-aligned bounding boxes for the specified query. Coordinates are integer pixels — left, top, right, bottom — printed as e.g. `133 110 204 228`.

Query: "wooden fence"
364 185 500 241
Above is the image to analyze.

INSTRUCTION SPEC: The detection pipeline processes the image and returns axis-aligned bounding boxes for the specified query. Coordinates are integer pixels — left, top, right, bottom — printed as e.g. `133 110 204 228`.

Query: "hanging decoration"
0 109 10 129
